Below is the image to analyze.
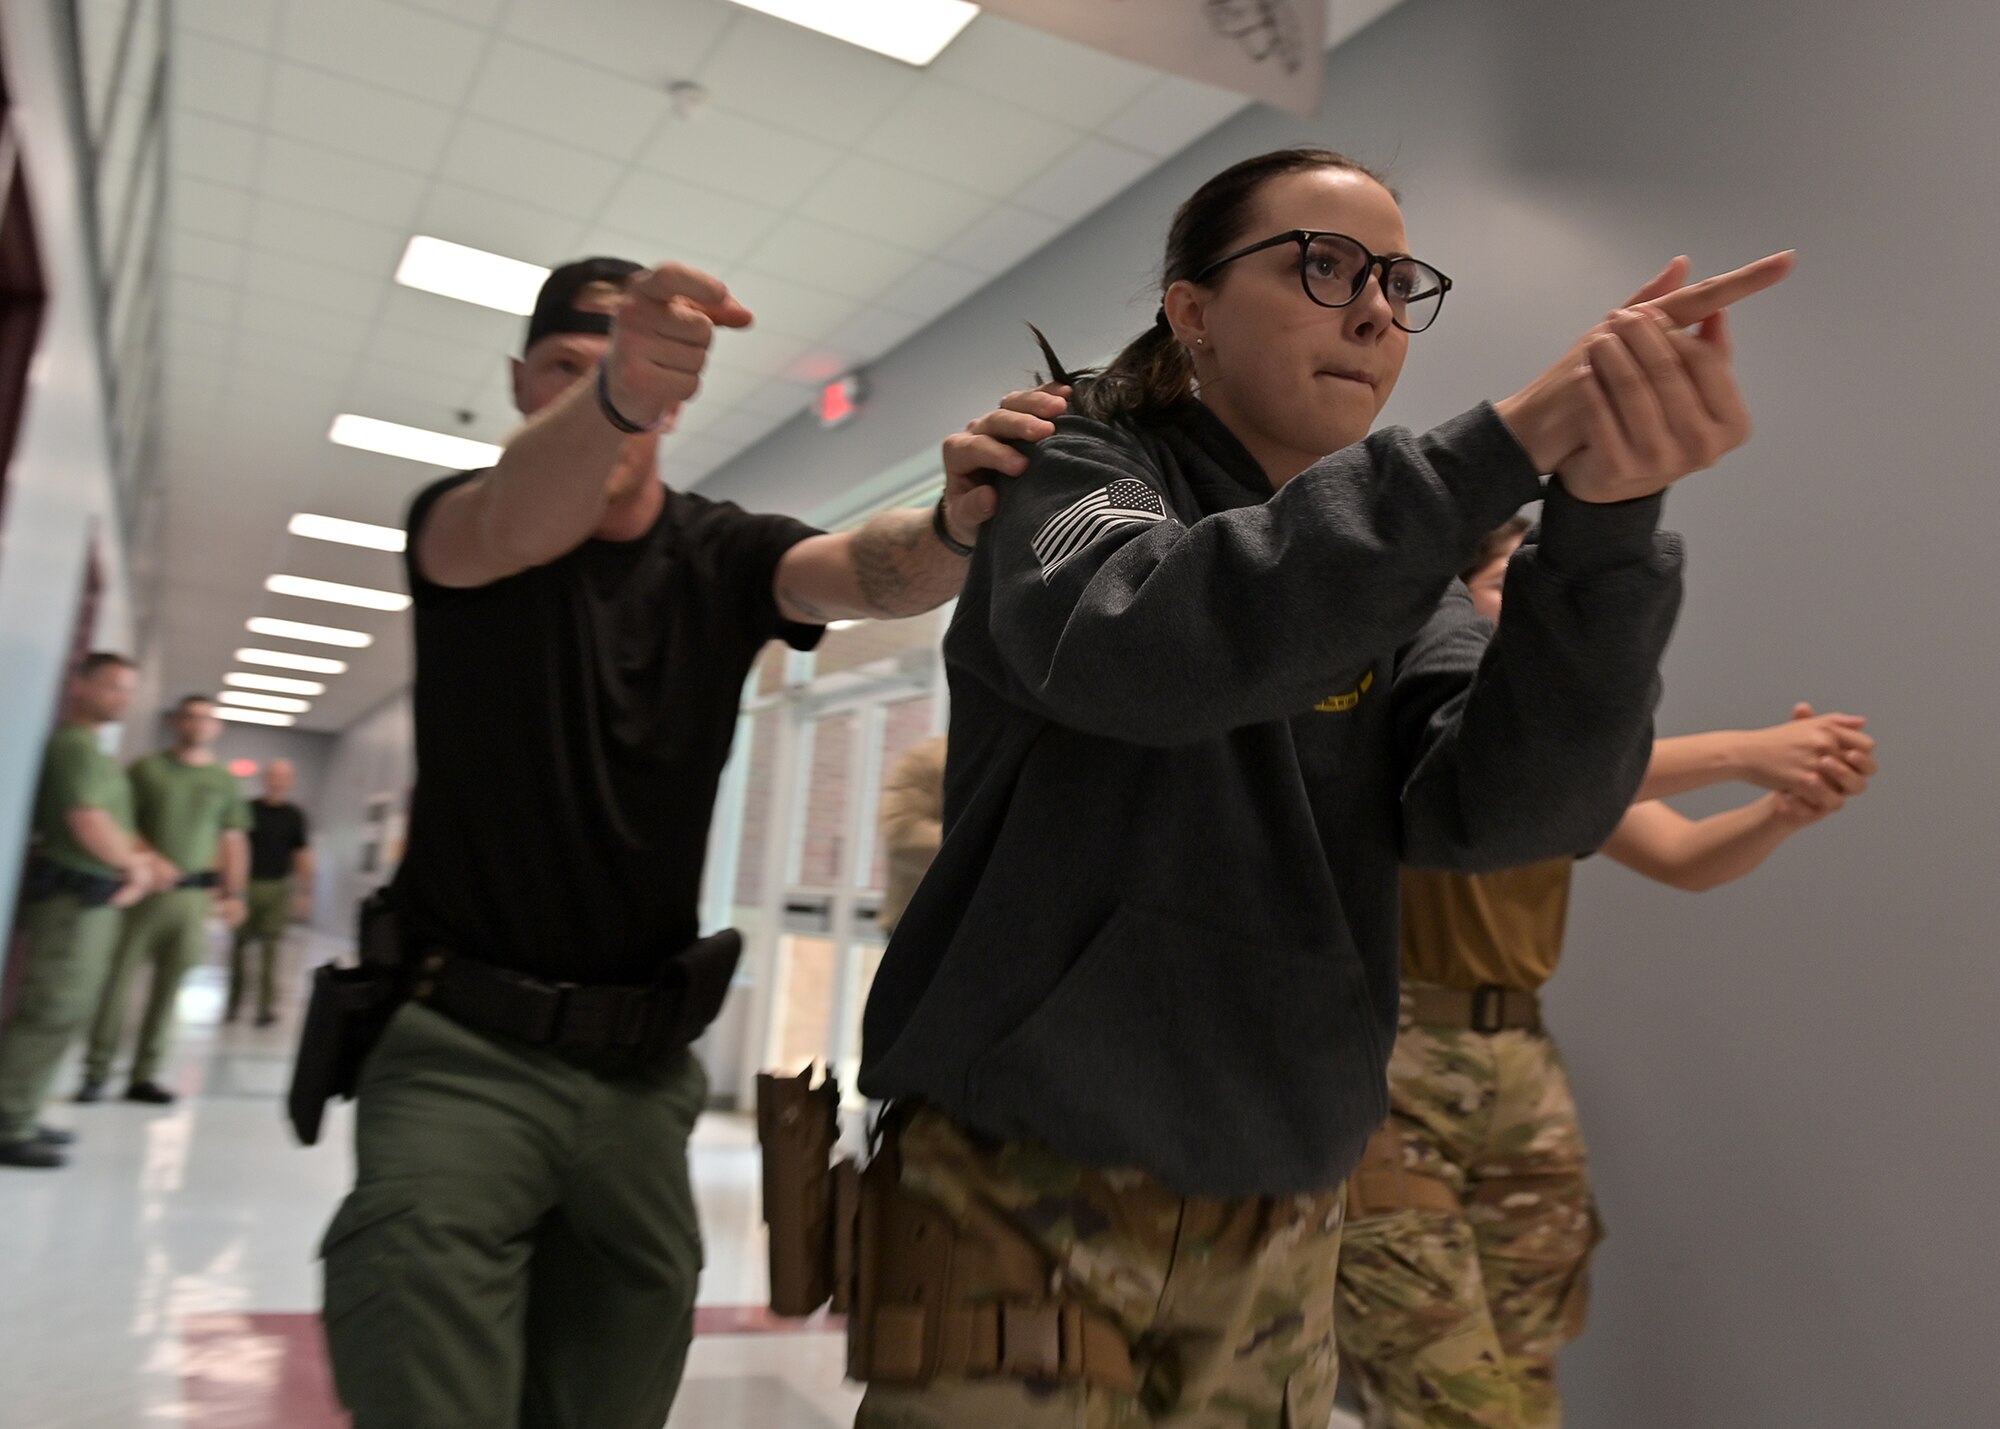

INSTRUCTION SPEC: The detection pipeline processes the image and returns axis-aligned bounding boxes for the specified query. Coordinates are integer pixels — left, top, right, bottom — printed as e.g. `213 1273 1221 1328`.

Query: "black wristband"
594 361 660 435
931 495 975 558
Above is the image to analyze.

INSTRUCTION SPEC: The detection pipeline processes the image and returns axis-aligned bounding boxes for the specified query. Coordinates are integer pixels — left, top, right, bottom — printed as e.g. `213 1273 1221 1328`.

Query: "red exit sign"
817 372 866 428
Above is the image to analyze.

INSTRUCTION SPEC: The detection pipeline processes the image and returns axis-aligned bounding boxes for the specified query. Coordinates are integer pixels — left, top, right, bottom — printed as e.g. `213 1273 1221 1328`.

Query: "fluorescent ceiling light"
396 235 548 315
330 414 503 470
245 617 374 649
265 574 411 612
218 690 312 714
225 671 326 696
289 512 407 552
723 0 979 65
215 707 297 727
235 647 348 674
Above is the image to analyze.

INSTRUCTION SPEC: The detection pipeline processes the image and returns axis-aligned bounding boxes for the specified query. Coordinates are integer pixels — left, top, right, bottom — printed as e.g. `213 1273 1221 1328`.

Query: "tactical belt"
848 1134 1140 1395
175 870 221 890
1405 981 1542 1034
1346 1121 1459 1218
410 951 655 1052
21 858 122 907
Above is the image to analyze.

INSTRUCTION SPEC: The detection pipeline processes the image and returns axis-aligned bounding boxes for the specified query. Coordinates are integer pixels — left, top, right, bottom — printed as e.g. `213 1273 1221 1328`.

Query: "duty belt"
411 953 655 1051
406 928 743 1057
1404 981 1542 1034
175 870 221 890
21 858 122 907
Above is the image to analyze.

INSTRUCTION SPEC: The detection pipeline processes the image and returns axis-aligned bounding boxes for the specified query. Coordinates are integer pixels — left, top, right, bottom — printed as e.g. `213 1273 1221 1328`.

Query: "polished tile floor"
0 929 855 1429
0 927 1362 1428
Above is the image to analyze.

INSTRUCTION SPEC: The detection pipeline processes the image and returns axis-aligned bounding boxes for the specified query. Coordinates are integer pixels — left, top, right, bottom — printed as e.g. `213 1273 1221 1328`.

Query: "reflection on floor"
0 929 856 1429
0 926 1361 1428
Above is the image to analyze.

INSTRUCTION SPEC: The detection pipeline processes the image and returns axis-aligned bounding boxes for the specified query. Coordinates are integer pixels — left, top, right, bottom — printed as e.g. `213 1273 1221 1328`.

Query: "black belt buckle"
1470 984 1507 1035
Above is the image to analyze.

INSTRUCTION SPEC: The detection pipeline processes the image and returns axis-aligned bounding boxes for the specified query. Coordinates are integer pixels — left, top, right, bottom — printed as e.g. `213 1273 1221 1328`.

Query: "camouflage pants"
1334 1013 1602 1429
856 1108 1346 1429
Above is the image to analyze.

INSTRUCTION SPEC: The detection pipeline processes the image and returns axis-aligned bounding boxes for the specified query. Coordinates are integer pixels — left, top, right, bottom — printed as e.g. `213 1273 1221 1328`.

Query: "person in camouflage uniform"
1335 521 1881 1428
858 1108 1346 1429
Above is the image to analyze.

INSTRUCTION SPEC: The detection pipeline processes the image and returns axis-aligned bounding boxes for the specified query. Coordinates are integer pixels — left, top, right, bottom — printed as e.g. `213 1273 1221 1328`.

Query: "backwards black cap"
524 256 644 354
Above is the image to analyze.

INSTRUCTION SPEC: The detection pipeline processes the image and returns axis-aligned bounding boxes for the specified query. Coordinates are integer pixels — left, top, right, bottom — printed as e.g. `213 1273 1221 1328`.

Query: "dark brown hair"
1031 147 1393 422
1462 516 1532 583
76 651 134 678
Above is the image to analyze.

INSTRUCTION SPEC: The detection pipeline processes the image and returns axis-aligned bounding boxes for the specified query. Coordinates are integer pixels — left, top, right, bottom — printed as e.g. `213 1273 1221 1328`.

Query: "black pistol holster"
286 888 408 1146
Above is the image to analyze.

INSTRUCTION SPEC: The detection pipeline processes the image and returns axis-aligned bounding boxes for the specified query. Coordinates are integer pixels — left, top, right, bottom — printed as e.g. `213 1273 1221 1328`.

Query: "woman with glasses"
851 147 1792 1428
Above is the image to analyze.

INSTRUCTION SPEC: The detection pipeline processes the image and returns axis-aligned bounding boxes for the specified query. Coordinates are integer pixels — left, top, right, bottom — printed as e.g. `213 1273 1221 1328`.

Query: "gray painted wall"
699 2 1999 1424
0 0 138 961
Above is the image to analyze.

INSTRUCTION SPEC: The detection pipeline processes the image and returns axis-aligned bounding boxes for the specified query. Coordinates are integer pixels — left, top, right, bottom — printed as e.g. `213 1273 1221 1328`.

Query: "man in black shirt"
317 257 1057 1429
229 759 310 1027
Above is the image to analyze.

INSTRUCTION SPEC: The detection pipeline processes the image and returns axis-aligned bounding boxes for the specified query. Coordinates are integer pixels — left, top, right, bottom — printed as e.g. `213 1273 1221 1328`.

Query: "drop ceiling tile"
276 0 487 104
436 119 626 220
178 0 281 50
266 63 457 171
737 377 814 422
175 32 270 125
257 138 429 230
687 363 761 410
390 0 509 25
167 232 245 286
417 185 588 267
170 113 260 188
245 196 410 279
697 14 919 148
739 224 919 304
875 258 989 319
707 324 812 381
237 293 373 356
232 330 355 382
860 84 1081 201
797 157 993 254
163 318 234 361
239 250 385 316
818 306 926 363
345 362 498 417
936 204 1065 275
465 40 671 159
1100 76 1247 158
596 172 780 265
377 286 522 353
696 406 791 451
928 16 1158 131
360 325 494 382
1012 137 1157 224
503 0 735 86
171 177 255 242
636 107 841 211
722 272 862 342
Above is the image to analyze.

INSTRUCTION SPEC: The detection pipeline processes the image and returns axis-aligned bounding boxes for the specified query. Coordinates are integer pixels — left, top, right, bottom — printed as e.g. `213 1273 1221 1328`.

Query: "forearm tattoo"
851 507 952 617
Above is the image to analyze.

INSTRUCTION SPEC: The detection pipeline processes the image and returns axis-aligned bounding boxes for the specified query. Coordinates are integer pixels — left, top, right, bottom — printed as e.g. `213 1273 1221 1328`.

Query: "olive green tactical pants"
856 1108 1347 1429
321 1002 706 1429
228 878 290 1019
0 894 121 1142
86 887 212 1085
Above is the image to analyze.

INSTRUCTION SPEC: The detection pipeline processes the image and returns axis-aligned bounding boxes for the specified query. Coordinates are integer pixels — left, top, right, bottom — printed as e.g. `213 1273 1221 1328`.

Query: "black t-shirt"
394 473 823 983
247 800 309 880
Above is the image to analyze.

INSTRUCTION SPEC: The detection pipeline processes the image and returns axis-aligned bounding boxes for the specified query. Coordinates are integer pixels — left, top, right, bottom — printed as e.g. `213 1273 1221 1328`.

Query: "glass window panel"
868 695 938 891
795 712 854 887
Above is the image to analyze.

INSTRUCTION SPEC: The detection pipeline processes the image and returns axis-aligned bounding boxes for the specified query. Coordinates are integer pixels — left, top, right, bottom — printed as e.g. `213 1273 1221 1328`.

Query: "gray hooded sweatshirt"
860 397 1682 1196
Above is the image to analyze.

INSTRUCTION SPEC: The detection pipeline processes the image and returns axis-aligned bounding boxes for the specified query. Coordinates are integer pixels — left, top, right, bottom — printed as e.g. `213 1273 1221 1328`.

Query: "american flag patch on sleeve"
1030 478 1169 580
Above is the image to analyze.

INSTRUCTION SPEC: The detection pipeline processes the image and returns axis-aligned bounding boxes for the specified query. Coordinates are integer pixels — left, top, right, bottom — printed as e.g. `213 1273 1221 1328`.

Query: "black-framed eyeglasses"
1193 229 1453 334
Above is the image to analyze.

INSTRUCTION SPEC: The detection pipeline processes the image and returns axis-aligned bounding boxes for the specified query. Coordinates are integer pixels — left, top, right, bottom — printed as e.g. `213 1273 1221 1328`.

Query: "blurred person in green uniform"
79 694 249 1106
0 653 155 1169
1335 518 1881 1428
228 758 312 1027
